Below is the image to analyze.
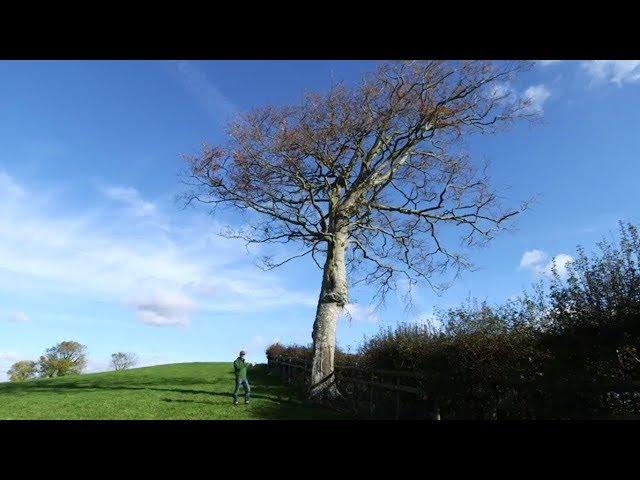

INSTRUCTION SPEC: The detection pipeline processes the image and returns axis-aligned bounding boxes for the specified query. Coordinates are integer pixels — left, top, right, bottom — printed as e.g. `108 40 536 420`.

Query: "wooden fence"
267 356 440 419
267 355 640 419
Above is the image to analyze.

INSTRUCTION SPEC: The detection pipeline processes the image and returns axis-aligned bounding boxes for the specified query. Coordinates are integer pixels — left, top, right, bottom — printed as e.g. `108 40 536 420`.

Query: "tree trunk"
309 230 348 403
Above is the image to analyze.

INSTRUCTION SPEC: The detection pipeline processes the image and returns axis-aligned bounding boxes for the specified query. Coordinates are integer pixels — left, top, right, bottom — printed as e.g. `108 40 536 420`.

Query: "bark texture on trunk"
309 230 348 402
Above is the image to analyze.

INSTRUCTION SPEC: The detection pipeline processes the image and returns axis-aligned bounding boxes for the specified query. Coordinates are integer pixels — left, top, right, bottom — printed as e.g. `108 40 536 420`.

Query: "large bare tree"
181 61 537 402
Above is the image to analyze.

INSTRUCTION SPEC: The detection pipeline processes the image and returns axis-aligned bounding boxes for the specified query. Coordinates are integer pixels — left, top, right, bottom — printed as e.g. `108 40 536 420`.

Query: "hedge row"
265 343 358 366
267 222 640 419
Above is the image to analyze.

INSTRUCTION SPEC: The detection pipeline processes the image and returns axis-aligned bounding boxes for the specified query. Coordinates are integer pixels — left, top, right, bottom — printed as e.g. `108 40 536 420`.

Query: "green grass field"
0 363 346 420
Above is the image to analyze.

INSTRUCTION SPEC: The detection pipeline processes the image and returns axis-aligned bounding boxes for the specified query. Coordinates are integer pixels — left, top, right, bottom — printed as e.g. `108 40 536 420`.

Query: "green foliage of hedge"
267 222 640 419
265 342 358 366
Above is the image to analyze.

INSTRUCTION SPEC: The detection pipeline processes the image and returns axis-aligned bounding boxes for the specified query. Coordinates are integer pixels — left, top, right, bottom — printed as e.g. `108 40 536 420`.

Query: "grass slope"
0 363 345 420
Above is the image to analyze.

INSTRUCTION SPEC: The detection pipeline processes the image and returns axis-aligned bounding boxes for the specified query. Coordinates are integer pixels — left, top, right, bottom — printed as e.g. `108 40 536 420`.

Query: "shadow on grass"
0 365 348 419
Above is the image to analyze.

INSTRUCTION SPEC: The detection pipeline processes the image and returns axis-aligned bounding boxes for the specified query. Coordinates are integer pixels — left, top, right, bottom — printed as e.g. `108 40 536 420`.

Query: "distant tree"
37 341 87 378
110 352 137 371
7 360 37 382
182 60 537 402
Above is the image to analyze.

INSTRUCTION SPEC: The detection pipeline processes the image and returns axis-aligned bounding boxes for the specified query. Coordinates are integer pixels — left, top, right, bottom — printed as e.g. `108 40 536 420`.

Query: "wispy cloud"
0 352 20 362
414 311 442 330
0 171 319 328
130 290 196 327
487 82 517 102
170 61 238 119
537 60 563 67
582 60 640 85
0 351 23 382
6 311 30 323
519 249 547 269
486 82 551 113
0 172 25 198
240 335 279 358
186 275 317 313
542 253 574 278
101 186 157 217
523 84 551 113
342 303 379 323
519 249 574 279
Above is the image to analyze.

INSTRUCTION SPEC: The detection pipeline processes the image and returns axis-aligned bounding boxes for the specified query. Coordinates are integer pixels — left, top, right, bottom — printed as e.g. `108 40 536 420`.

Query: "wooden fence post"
395 377 401 420
433 397 441 420
353 373 359 414
269 360 447 420
369 371 374 417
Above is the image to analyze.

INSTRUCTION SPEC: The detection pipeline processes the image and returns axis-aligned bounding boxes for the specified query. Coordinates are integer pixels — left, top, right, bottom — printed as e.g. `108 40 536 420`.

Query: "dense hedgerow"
356 297 551 418
267 222 640 418
265 342 358 366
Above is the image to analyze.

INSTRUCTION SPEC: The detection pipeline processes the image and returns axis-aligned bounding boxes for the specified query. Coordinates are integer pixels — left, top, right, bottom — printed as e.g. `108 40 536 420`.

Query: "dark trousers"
233 377 250 402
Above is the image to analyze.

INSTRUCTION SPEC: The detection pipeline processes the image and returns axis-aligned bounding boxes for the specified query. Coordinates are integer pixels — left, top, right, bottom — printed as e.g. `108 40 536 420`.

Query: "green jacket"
233 357 249 379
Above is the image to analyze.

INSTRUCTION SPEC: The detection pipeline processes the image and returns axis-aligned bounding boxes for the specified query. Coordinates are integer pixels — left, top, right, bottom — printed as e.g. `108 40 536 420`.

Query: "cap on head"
239 350 246 356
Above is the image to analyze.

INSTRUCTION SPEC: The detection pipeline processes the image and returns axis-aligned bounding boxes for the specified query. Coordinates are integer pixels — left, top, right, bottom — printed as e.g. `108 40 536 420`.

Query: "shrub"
265 342 285 359
265 342 356 364
268 222 640 419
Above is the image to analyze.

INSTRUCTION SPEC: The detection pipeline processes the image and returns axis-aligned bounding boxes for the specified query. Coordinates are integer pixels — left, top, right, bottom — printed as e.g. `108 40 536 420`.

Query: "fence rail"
267 355 640 420
267 356 439 419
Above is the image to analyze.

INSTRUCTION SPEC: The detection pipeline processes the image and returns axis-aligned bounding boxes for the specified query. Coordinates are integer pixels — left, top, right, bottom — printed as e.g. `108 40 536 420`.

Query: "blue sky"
2 60 640 380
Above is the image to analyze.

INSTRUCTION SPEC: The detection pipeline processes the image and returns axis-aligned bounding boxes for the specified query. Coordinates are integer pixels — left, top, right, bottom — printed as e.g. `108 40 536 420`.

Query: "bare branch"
181 60 536 299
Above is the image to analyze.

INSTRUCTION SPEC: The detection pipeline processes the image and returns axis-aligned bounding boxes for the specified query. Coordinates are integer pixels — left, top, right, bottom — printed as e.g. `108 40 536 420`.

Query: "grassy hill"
0 362 346 420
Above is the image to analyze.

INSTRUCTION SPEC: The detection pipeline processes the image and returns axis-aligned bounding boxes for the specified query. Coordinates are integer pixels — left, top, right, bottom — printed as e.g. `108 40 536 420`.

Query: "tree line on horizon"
6 343 137 382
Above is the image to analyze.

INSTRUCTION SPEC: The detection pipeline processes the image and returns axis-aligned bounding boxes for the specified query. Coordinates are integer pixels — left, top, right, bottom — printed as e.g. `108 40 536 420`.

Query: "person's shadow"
160 391 293 405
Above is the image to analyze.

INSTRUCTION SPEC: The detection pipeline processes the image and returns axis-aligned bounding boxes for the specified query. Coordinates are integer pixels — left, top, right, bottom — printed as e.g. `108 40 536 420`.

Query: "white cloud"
0 172 25 198
538 253 574 279
0 352 23 382
101 186 157 217
170 61 238 118
582 60 640 85
342 303 379 323
0 171 320 328
240 335 277 358
485 83 550 114
519 249 574 279
0 352 20 362
414 311 443 331
7 311 30 323
131 290 196 327
487 82 516 102
537 60 563 66
519 249 548 269
186 275 317 313
523 84 551 112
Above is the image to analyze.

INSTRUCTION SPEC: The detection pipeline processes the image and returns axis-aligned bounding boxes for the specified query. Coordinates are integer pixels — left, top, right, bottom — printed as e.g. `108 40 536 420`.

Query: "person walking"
232 350 251 405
